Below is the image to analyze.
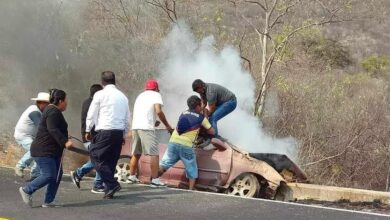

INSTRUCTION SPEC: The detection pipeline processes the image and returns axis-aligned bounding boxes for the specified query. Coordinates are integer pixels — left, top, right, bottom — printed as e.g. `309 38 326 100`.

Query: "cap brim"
31 98 49 102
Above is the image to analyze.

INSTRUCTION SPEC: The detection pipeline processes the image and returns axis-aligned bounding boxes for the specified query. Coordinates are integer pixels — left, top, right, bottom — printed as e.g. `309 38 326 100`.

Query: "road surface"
0 167 389 220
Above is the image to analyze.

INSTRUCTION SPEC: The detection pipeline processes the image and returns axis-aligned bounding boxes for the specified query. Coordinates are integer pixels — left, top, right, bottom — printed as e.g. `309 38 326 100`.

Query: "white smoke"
158 22 297 160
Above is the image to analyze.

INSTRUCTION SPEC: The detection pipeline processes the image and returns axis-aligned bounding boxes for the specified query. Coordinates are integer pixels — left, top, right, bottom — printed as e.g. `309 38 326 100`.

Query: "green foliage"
299 27 352 68
213 9 223 25
361 55 390 76
298 25 321 41
274 25 294 61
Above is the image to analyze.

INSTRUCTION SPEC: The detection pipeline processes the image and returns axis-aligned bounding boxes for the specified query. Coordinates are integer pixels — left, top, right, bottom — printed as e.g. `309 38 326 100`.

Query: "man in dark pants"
85 71 130 199
70 84 104 193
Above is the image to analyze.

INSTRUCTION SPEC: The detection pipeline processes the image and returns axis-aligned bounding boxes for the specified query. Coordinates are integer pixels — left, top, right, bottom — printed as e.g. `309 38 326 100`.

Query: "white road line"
166 186 390 218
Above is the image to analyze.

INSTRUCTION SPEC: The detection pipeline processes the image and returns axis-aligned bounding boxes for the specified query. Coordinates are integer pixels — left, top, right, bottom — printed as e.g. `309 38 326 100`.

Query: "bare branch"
119 0 130 23
146 0 178 23
274 17 347 54
303 133 360 167
315 0 333 14
241 15 265 36
245 0 267 11
269 0 300 29
268 0 278 20
254 50 276 108
238 30 252 72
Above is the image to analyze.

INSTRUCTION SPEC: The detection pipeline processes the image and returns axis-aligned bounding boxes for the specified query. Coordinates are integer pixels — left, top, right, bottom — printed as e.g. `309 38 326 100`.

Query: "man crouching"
158 95 215 190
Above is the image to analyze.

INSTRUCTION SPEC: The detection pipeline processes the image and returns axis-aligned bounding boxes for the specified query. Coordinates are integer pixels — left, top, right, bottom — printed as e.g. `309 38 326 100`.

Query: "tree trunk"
255 11 270 117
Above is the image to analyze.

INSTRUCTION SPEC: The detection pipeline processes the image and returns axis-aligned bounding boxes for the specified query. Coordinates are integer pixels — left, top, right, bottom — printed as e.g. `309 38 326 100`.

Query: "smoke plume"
158 23 297 159
0 0 100 137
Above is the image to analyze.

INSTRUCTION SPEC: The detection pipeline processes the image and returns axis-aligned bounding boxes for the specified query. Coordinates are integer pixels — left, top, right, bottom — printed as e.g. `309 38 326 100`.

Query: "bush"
361 55 390 77
299 28 352 68
264 71 390 190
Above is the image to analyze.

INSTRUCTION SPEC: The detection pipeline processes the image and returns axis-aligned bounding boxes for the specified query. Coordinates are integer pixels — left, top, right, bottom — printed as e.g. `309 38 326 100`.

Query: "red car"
114 129 307 198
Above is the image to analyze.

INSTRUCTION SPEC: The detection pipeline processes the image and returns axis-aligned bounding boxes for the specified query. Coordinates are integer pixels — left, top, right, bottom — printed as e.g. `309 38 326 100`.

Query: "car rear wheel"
114 160 130 183
226 173 260 198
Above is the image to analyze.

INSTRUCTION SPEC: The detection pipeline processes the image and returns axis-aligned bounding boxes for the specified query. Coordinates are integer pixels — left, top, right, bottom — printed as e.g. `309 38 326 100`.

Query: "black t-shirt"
31 105 68 158
81 97 92 142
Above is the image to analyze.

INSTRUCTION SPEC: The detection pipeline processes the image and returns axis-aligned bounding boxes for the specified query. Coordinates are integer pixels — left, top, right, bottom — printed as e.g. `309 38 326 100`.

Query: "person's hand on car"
65 140 74 149
166 126 174 135
85 132 91 141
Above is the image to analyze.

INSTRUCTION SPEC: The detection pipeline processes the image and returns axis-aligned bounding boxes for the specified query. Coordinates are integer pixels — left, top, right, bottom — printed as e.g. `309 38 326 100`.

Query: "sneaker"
91 186 105 194
70 171 81 189
126 175 141 184
150 178 166 187
103 185 121 199
42 202 62 208
15 167 24 177
19 187 32 207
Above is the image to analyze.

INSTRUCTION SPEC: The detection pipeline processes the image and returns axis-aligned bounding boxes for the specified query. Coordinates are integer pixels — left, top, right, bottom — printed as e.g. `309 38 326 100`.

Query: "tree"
230 0 353 117
146 0 178 23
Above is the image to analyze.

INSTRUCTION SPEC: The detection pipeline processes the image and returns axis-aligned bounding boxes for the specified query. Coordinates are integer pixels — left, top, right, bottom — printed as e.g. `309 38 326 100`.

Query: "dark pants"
23 156 63 204
90 130 123 190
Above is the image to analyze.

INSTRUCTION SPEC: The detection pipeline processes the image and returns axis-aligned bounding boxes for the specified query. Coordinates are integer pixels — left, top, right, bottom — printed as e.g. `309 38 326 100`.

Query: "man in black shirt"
70 84 104 193
81 84 103 142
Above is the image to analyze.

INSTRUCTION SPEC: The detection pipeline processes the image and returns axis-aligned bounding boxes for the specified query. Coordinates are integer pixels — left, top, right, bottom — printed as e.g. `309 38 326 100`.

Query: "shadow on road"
63 186 187 208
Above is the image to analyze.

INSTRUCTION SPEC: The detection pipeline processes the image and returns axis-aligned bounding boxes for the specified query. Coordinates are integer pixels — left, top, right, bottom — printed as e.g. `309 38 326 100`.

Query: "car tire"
114 158 130 183
226 173 260 198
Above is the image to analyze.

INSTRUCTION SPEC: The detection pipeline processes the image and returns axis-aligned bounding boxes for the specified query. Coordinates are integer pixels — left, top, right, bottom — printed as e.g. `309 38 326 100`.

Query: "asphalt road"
0 167 389 220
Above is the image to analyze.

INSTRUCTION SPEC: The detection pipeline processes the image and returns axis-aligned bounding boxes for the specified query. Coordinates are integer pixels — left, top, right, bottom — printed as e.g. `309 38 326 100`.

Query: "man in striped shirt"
158 95 215 190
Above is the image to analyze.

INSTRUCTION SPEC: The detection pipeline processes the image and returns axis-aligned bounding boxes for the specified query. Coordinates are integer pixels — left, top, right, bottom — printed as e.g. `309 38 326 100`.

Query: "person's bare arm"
207 103 216 115
206 127 215 136
154 104 173 133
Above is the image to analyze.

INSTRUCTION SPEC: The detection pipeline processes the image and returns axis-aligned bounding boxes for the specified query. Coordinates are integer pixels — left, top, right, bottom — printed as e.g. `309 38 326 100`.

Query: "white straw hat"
31 92 50 102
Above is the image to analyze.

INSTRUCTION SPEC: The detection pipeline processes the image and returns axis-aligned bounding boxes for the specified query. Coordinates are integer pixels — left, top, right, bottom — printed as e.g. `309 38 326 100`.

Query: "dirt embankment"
0 133 89 175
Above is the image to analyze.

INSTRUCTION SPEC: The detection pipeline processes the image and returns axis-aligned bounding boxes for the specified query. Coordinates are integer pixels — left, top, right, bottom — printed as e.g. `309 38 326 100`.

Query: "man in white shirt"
14 92 50 181
85 71 130 199
128 79 173 187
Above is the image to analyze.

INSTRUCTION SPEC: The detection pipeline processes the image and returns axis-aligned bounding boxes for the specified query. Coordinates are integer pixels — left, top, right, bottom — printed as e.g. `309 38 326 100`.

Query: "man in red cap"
128 79 173 187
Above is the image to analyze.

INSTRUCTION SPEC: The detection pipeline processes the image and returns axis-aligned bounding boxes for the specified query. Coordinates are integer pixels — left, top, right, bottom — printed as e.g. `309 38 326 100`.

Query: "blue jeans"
23 156 63 204
76 160 103 187
15 138 40 177
209 100 237 136
160 142 198 179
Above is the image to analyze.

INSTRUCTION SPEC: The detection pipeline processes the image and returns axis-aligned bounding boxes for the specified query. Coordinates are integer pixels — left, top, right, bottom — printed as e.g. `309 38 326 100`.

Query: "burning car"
114 129 307 199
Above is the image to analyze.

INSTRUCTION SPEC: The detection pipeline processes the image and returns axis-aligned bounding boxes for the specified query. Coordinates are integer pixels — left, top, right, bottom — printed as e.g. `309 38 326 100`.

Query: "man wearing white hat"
14 92 50 181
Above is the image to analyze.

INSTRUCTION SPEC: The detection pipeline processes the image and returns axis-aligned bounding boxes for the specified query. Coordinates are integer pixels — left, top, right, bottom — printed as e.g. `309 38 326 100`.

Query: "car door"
195 144 233 187
162 142 233 188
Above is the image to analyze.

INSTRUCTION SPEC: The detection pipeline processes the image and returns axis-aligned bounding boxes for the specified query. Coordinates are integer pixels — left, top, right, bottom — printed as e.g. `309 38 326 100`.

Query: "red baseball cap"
145 79 159 91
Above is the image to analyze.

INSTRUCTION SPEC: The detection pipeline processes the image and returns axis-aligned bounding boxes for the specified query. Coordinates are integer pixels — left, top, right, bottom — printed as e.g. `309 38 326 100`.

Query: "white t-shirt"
14 105 41 140
132 90 163 130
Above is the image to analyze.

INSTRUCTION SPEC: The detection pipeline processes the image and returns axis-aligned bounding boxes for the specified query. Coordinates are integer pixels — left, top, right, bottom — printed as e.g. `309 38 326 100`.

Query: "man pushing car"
192 79 237 138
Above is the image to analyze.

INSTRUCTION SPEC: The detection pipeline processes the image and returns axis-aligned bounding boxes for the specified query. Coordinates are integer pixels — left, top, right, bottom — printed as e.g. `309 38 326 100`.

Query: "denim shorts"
160 142 198 179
